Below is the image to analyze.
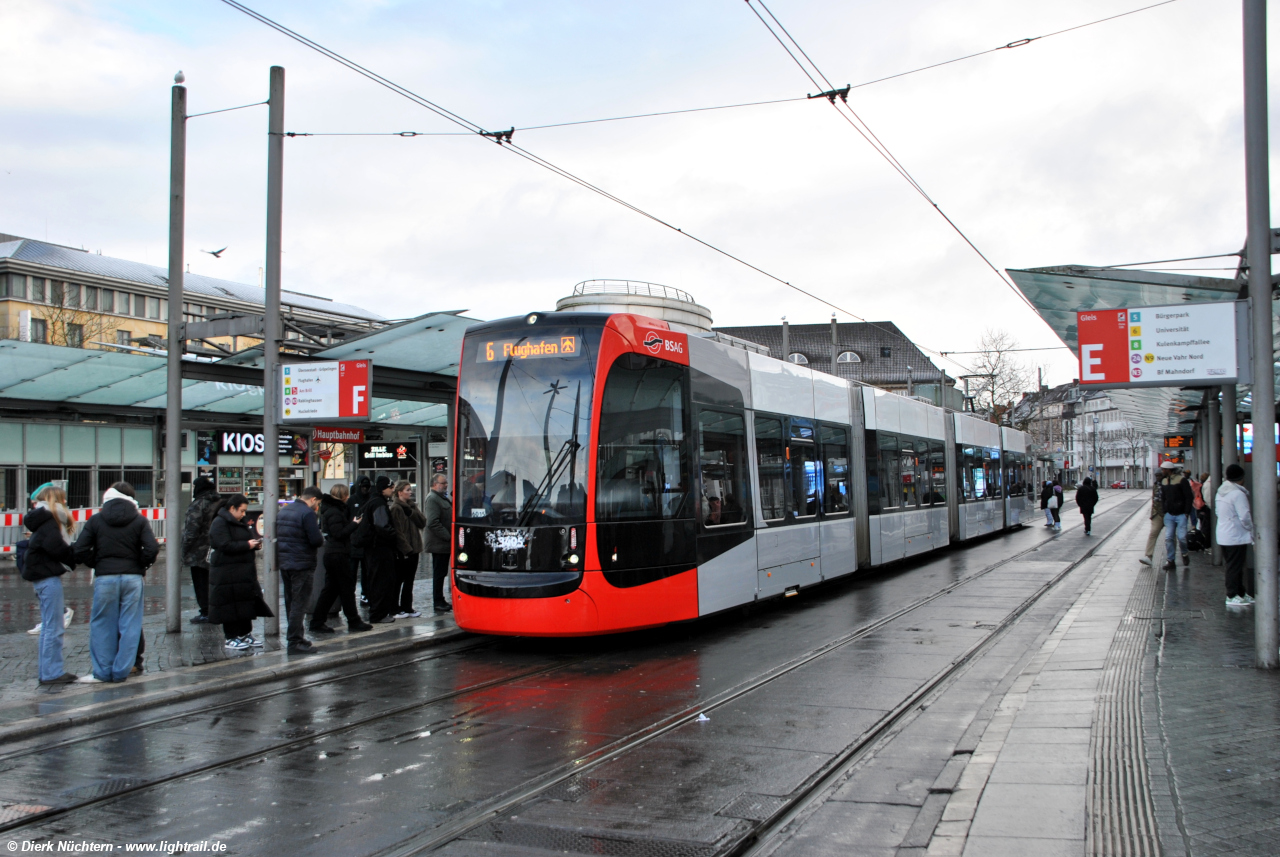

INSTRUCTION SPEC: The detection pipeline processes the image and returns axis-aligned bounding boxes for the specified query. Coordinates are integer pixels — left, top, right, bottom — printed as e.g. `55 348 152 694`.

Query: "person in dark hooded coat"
207 493 272 650
181 476 222 623
311 485 373 634
347 476 374 603
1075 477 1099 535
73 482 159 683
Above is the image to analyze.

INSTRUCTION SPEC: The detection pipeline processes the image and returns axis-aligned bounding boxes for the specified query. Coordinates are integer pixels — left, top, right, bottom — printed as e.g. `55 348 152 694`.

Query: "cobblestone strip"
921 555 1114 855
1088 564 1160 856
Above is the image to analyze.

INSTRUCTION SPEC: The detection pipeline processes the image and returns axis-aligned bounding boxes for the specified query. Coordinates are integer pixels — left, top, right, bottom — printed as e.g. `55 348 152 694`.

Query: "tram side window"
791 421 821 518
820 425 850 515
987 450 1003 498
956 445 973 503
901 437 923 509
756 416 787 521
865 430 881 515
926 440 946 505
878 432 903 512
595 356 692 522
698 411 750 527
1007 454 1026 496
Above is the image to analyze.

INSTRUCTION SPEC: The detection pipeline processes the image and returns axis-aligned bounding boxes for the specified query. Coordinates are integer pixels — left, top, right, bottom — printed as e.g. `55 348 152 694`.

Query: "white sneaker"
401 611 421 618
63 607 74 628
243 635 263 648
1243 595 1256 604
27 622 42 636
1226 596 1248 607
393 612 410 619
1138 557 1152 567
78 675 105 683
224 637 249 650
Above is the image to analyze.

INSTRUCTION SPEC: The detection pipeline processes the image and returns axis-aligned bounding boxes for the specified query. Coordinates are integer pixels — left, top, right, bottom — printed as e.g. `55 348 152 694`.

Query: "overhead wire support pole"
263 65 285 638
1243 0 1277 668
164 76 186 635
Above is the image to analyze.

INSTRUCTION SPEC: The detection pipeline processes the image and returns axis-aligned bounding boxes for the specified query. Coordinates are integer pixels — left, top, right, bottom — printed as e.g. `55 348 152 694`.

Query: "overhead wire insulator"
480 127 515 144
807 85 850 104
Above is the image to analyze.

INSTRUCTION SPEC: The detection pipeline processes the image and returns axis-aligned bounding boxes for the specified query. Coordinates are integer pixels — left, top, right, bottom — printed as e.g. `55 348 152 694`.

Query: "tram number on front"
480 336 579 362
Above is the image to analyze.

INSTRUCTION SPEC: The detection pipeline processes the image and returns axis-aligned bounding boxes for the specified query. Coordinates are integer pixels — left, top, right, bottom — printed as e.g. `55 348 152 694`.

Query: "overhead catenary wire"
186 100 269 119
1099 252 1242 268
746 0 1040 316
218 0 979 376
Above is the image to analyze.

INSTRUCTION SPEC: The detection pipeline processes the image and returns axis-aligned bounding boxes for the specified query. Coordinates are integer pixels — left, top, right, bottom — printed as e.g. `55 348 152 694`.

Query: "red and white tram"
451 311 1031 636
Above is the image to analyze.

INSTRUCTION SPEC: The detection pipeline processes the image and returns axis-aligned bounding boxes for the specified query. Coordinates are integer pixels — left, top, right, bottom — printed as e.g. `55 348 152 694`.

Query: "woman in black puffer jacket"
24 484 78 685
207 494 272 650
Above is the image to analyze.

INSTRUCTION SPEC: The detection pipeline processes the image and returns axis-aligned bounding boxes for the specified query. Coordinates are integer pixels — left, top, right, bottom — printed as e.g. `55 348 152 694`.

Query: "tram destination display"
1076 300 1249 388
477 336 579 362
280 360 371 420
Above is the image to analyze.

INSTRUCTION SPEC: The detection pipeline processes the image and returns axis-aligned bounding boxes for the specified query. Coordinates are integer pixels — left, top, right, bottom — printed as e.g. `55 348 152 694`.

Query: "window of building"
697 410 749 527
31 278 46 303
755 416 786 521
116 329 132 346
821 425 850 514
836 351 861 364
30 318 47 344
133 294 147 318
8 273 24 299
50 281 64 306
65 283 80 308
147 297 161 319
66 323 84 348
84 287 98 311
880 346 892 358
101 289 115 313
786 352 808 365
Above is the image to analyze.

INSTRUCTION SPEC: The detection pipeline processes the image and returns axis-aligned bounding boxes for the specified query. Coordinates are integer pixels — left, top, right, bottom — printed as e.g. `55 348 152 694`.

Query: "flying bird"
201 247 227 258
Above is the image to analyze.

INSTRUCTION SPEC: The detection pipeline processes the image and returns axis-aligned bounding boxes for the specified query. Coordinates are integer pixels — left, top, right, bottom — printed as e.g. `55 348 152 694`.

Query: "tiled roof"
0 237 382 322
712 321 948 386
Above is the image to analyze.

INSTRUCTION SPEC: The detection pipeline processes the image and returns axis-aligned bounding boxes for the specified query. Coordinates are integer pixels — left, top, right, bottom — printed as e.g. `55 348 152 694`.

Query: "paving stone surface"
1149 550 1280 856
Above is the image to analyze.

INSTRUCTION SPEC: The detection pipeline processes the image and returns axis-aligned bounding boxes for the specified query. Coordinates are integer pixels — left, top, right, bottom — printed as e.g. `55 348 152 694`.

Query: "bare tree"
32 303 113 348
967 329 1035 421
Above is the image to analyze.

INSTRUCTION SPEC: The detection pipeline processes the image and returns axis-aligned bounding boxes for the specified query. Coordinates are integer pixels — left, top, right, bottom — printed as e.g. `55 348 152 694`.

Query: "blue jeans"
33 576 66 681
90 575 144 682
1164 513 1190 564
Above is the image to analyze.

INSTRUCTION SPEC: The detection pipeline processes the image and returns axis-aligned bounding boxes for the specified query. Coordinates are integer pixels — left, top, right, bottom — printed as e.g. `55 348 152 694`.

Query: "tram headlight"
457 551 468 564
568 553 579 565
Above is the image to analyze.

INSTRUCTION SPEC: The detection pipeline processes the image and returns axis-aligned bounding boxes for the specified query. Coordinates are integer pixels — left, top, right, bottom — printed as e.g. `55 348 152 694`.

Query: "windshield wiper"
517 438 580 525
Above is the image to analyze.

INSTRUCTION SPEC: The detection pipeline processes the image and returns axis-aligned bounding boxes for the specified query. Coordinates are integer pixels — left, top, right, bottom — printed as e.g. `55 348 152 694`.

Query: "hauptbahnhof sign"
1077 300 1250 388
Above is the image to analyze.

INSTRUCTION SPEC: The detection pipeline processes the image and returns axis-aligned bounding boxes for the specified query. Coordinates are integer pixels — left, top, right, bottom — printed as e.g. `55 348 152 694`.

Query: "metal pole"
262 66 285 637
164 79 186 634
830 314 838 376
1224 384 1239 467
1244 0 1277 668
1210 387 1224 566
781 317 789 363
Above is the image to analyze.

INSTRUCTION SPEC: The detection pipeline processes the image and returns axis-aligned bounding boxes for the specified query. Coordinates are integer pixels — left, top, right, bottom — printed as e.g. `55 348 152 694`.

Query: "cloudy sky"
0 0 1268 385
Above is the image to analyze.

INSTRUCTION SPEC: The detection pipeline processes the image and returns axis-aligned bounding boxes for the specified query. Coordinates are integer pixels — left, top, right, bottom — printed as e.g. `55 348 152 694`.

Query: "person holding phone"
207 494 273 650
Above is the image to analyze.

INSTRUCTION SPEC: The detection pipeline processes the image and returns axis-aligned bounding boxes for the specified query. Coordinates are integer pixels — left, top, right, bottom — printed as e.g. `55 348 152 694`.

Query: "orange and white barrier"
1 507 169 553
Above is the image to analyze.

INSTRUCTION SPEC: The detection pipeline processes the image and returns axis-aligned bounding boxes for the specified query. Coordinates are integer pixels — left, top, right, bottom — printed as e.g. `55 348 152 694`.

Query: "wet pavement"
7 490 1251 856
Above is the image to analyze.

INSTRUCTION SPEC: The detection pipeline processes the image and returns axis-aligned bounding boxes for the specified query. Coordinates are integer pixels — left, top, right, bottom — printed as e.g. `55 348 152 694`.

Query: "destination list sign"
1077 300 1245 388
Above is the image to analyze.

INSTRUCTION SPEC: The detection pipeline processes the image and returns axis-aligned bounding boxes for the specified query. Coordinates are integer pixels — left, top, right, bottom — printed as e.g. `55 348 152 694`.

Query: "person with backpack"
207 493 271 650
1039 481 1054 527
1158 460 1196 571
1216 463 1255 606
310 484 373 634
73 482 159 683
24 484 79 685
1075 477 1099 535
353 476 400 624
180 476 221 624
347 476 374 605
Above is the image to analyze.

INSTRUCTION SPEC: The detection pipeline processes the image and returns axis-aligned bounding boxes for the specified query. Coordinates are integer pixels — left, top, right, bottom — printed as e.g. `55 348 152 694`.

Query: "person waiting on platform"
389 480 427 619
1216 463 1255 607
1158 461 1195 571
276 486 325 654
424 473 453 613
208 493 271 651
311 484 373 635
181 476 221 624
23 484 79 685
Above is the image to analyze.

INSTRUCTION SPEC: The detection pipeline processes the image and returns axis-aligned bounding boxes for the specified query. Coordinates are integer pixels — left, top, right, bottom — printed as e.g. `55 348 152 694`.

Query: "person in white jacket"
1215 463 1255 607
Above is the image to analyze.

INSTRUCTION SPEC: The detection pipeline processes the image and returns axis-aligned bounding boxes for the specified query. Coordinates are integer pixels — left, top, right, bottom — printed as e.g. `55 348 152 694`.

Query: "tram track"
369 496 1144 857
1 494 1139 848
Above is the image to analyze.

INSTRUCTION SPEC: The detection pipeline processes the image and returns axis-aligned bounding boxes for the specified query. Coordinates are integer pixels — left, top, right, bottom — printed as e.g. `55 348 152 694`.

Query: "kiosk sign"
1077 301 1248 388
281 361 371 420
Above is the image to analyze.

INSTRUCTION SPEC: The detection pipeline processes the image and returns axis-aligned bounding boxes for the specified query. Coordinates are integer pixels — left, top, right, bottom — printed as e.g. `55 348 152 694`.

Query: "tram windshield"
456 325 601 526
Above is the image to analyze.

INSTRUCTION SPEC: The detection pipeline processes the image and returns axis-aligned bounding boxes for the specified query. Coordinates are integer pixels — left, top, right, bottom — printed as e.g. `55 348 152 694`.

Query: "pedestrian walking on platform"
1158 461 1195 571
311 485 373 634
355 476 400 624
424 472 453 612
1075 478 1099 535
277 486 324 654
1216 463 1255 607
389 480 427 618
1139 477 1166 567
181 476 221 624
24 484 78 685
1040 481 1054 527
347 476 374 605
73 482 159 683
208 493 271 650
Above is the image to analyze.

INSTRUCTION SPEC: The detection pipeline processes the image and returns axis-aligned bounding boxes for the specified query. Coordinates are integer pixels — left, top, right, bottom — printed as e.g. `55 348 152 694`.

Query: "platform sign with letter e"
1076 301 1249 389
281 360 371 421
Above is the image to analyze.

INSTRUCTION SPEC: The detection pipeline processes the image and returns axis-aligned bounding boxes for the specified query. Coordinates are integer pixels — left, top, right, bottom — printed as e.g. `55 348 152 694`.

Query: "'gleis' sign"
1077 300 1249 388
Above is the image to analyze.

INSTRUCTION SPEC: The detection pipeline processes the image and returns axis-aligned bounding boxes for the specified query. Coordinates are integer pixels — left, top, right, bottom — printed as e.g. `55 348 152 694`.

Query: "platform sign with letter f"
339 360 371 418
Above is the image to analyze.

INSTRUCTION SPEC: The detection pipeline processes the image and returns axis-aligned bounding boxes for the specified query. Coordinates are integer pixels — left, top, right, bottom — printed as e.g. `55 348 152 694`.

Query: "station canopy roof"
1007 264 1276 440
0 311 478 428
